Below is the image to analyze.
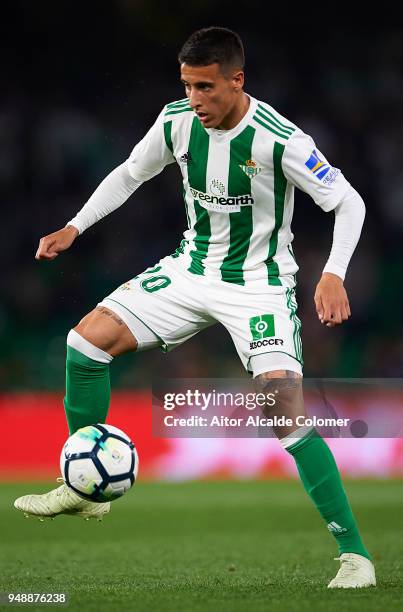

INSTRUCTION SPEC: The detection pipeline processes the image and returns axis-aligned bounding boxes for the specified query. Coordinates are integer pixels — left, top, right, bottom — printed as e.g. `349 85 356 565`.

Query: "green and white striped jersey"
127 95 351 289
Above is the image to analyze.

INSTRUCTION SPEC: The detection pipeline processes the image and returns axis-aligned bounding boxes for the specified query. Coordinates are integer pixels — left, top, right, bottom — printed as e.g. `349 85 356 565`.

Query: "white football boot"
13 479 110 521
327 553 376 588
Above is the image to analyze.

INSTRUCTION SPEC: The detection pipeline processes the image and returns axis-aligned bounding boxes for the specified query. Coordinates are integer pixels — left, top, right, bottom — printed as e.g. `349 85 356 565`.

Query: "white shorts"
99 254 303 377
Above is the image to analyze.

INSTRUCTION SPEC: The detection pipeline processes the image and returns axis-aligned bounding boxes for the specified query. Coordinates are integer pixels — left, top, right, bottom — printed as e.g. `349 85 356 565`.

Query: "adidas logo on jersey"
180 152 192 164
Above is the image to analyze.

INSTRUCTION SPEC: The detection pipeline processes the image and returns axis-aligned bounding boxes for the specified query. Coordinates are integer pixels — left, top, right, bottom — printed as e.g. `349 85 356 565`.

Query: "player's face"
180 63 244 130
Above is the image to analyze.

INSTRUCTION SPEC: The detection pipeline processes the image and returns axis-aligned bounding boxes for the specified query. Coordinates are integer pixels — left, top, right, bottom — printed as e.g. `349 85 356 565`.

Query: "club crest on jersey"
239 159 262 179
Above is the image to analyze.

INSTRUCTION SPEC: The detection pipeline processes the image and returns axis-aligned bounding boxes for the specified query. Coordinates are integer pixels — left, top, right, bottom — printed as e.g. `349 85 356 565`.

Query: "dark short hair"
178 27 245 74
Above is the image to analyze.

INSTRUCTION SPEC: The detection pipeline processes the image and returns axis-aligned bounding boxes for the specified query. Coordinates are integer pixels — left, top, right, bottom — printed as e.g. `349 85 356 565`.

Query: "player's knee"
72 307 138 355
254 370 303 418
66 328 114 364
254 369 302 391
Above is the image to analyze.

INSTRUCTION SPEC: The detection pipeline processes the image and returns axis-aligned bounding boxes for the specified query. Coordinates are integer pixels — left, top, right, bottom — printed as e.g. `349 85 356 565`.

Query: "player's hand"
35 225 79 260
314 272 351 328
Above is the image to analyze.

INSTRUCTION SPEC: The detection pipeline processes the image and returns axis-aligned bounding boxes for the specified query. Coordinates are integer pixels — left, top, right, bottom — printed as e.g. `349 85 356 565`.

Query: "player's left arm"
313 186 365 326
281 130 365 327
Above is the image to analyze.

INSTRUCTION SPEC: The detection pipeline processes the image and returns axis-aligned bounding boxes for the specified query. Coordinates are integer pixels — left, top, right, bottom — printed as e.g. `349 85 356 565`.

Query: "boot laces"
333 556 359 577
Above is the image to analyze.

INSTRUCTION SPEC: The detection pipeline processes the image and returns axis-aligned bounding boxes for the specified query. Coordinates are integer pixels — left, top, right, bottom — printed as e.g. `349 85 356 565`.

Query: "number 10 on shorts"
249 314 275 340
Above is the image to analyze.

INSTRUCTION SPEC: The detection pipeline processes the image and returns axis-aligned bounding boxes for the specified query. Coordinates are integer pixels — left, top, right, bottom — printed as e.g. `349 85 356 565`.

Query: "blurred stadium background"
1 3 403 480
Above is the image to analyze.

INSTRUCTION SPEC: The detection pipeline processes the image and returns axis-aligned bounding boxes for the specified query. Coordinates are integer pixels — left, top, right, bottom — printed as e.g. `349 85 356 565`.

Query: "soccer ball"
60 423 138 503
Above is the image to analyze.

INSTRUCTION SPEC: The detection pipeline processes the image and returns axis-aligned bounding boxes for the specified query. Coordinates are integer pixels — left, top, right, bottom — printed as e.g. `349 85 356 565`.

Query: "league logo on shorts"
249 314 275 340
119 281 132 291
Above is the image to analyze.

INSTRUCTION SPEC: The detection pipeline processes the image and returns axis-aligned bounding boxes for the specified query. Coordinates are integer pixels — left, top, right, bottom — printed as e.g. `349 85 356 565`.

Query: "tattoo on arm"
96 306 124 326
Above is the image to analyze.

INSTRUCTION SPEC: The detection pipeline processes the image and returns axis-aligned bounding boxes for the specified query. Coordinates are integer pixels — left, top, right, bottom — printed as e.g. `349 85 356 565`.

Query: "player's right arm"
35 224 79 260
35 106 175 260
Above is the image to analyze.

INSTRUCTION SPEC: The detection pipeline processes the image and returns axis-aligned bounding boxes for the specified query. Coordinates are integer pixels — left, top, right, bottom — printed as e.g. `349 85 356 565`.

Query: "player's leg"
254 368 375 587
64 297 166 435
62 254 214 447
63 305 146 434
254 368 372 563
15 255 215 519
13 306 153 520
214 284 375 588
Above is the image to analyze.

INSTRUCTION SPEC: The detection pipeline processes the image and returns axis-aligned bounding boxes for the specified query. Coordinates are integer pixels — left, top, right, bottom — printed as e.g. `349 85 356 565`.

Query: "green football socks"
64 345 111 435
284 427 371 560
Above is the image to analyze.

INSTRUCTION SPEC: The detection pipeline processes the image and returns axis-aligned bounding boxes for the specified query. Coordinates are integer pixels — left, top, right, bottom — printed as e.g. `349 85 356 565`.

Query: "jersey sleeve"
281 130 351 212
127 106 175 182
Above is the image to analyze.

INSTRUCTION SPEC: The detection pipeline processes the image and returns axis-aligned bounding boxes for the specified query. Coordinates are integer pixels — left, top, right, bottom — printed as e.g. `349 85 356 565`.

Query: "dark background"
1 2 402 389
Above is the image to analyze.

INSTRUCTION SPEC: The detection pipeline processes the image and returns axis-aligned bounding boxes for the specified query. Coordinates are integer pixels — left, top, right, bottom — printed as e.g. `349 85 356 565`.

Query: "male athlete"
14 27 375 588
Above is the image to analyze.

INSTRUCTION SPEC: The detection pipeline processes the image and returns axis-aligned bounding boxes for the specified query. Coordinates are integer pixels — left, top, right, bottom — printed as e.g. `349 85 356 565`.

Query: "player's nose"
188 90 201 110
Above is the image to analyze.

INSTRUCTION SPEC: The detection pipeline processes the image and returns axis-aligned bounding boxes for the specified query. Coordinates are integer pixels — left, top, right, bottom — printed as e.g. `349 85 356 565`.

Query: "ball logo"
249 314 275 340
112 448 123 463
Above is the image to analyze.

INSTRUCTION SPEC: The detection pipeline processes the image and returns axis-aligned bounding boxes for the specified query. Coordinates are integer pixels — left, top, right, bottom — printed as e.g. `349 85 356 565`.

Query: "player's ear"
232 70 244 91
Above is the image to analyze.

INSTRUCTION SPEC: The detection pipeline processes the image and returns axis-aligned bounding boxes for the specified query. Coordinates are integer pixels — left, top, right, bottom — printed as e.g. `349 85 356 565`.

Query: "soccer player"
14 27 375 588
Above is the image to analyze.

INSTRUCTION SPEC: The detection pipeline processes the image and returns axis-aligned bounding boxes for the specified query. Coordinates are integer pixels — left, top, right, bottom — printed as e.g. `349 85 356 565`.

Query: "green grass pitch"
0 480 402 611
